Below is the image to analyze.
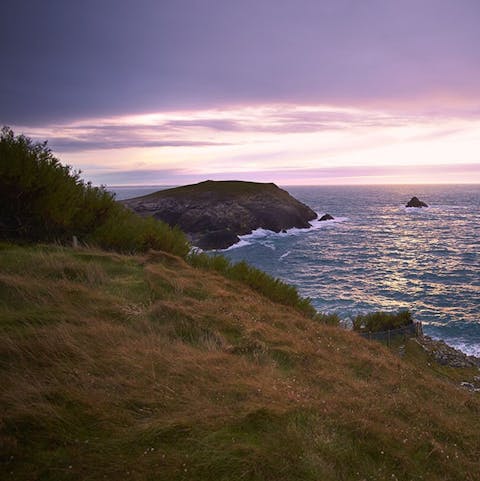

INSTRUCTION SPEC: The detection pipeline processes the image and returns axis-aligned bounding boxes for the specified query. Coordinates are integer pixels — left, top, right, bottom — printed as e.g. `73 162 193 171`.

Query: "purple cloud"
2 0 480 124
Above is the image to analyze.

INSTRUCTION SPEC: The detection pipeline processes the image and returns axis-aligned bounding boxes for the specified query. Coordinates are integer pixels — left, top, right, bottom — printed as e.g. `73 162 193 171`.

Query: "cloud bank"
13 103 479 185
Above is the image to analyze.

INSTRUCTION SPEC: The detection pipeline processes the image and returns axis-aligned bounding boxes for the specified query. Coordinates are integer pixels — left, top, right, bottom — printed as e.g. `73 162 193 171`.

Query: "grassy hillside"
1 244 479 481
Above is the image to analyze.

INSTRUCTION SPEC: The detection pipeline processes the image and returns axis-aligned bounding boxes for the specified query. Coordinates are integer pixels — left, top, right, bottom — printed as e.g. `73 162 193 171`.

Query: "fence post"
414 322 419 338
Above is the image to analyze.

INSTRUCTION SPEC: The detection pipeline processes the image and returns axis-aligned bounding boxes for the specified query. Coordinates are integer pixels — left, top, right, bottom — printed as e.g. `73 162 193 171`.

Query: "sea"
112 184 480 357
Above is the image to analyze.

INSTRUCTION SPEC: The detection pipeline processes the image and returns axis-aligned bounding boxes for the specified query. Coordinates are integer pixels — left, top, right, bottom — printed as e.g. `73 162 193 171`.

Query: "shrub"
0 126 114 241
352 309 413 333
0 127 189 255
315 312 341 326
91 207 189 257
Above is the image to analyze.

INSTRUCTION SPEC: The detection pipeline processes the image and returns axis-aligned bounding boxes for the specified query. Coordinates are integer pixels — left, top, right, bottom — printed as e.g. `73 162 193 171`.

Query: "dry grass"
0 244 479 481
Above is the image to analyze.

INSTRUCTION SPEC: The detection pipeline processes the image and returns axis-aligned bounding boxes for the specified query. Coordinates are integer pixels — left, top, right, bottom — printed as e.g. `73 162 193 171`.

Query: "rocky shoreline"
415 336 480 392
417 335 480 368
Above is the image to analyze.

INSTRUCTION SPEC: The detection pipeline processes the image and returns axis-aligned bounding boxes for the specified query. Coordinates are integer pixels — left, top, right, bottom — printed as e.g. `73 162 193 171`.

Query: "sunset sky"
2 0 480 185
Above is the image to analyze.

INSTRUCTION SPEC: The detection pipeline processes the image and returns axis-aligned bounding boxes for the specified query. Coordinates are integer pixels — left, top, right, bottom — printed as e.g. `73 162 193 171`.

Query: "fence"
357 321 423 346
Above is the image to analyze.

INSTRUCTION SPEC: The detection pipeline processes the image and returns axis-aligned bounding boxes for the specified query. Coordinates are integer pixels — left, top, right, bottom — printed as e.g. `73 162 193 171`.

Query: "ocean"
112 184 480 356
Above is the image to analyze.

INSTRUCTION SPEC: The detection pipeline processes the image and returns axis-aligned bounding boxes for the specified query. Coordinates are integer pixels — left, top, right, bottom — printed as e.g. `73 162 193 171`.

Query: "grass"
134 180 281 201
1 244 480 481
186 251 319 319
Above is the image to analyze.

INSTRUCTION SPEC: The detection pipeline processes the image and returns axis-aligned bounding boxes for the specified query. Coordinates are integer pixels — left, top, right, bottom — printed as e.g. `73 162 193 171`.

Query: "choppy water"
113 185 480 356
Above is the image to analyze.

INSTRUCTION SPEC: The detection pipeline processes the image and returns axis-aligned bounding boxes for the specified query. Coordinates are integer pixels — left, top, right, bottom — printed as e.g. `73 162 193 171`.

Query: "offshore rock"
406 196 428 208
319 213 334 221
122 180 318 250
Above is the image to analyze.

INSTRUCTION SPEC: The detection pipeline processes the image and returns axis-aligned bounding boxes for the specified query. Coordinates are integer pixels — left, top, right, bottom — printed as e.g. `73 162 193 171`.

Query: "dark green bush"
0 126 114 240
352 309 413 332
315 312 341 326
0 127 189 255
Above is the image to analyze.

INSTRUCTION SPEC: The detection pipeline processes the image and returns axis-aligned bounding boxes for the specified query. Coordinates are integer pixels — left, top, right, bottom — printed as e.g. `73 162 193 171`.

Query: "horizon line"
105 181 480 188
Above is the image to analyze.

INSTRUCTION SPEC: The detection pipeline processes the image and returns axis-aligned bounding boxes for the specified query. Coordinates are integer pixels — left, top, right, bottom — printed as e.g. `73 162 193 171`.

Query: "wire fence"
357 321 423 346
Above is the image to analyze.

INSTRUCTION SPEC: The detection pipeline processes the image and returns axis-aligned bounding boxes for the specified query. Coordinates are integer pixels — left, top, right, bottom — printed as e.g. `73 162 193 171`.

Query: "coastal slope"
122 180 318 249
1 244 479 481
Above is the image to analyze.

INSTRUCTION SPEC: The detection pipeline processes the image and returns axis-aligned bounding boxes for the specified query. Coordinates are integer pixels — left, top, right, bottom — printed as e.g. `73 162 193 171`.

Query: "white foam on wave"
239 214 348 241
218 214 347 251
428 334 480 358
444 340 480 358
403 206 431 213
308 216 349 230
222 239 252 251
280 250 291 260
259 240 276 250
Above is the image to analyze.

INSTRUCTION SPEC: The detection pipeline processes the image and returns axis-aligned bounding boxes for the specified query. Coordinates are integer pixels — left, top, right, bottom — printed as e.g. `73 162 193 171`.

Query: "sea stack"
319 213 334 221
406 196 428 208
122 180 318 250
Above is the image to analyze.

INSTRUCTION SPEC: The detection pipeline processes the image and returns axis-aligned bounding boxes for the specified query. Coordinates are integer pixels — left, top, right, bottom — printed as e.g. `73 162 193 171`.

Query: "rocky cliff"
122 180 317 249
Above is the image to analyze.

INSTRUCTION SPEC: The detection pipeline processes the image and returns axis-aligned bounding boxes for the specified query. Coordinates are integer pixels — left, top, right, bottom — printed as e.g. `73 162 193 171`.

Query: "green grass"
186 251 320 319
1 244 480 481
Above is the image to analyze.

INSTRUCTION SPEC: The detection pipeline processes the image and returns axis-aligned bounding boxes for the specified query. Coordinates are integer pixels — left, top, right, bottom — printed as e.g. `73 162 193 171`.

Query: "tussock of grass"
187 252 319 319
1 245 480 481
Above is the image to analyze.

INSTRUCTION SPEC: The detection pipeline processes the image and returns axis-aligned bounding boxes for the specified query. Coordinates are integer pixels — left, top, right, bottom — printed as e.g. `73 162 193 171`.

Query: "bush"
315 312 341 326
352 309 413 333
91 207 189 257
0 127 190 255
0 127 115 240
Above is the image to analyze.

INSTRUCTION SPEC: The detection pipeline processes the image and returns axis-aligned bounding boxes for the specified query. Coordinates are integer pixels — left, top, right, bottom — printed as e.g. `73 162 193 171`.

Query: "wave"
235 214 348 244
218 214 347 251
221 239 252 251
434 337 480 358
259 240 276 250
403 206 431 213
308 216 349 229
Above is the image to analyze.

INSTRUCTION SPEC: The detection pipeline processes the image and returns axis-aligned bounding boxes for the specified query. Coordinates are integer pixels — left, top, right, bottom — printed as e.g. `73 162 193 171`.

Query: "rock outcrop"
406 196 428 208
319 213 334 221
418 336 480 368
122 180 318 249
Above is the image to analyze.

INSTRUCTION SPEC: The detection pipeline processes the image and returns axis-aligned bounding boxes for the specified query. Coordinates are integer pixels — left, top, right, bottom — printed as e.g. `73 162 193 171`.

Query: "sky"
2 0 480 185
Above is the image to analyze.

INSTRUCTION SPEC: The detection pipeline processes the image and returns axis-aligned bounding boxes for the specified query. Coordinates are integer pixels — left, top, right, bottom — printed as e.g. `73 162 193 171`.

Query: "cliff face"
122 180 318 249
